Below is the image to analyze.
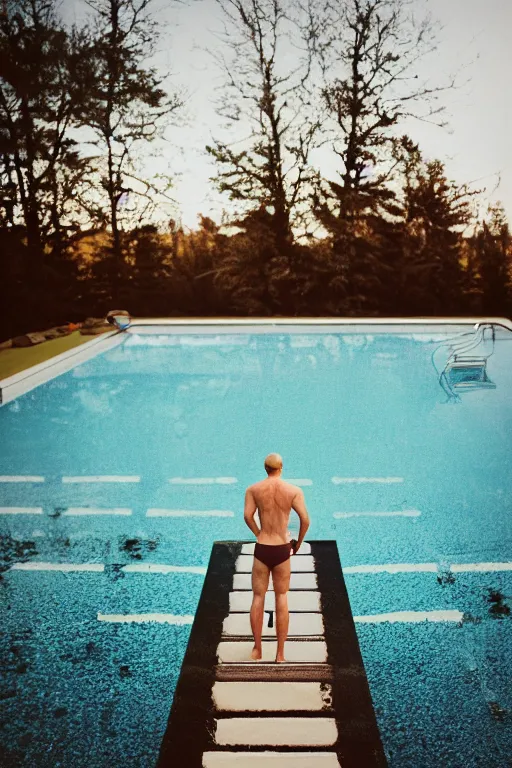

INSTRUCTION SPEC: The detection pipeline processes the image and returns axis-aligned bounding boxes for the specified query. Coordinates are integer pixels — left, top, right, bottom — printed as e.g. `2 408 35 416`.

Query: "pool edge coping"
127 316 512 328
1 316 510 405
0 329 122 406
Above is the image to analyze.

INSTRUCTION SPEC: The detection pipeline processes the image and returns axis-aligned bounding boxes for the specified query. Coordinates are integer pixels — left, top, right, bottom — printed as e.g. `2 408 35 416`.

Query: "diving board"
157 541 387 767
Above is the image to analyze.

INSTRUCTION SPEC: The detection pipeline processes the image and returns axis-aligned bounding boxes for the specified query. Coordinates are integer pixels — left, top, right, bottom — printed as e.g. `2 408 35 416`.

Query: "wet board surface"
156 541 387 767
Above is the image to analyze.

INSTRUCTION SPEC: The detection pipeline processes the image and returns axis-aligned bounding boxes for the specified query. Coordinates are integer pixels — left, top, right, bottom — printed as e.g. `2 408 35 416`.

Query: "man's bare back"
245 476 309 549
244 473 309 550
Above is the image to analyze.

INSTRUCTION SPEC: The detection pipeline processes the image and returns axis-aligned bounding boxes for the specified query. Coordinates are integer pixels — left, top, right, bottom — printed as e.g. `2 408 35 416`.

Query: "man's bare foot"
275 655 286 663
251 646 262 661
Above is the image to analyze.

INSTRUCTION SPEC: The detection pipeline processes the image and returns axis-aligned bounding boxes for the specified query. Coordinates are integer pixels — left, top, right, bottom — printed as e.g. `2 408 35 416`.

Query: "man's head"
264 453 283 475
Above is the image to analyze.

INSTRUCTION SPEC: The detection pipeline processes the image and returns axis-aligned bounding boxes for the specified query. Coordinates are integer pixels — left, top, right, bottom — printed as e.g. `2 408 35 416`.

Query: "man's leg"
271 557 291 662
250 556 270 660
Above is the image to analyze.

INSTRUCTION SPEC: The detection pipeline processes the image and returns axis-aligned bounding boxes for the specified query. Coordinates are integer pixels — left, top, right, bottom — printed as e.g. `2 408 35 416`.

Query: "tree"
313 0 454 218
206 0 320 252
470 204 511 316
0 0 98 273
397 138 478 314
70 0 184 302
308 0 461 314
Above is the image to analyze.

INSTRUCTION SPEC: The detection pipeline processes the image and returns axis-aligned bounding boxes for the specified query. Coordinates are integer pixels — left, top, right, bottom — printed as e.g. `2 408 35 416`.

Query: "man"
243 453 310 663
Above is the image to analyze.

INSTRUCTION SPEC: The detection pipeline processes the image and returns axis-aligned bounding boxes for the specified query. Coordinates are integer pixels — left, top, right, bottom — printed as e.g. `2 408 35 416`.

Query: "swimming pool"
1 319 511 766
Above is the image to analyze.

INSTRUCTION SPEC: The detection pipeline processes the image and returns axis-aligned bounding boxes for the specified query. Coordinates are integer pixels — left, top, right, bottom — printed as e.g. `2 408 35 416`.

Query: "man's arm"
243 487 260 538
291 488 310 553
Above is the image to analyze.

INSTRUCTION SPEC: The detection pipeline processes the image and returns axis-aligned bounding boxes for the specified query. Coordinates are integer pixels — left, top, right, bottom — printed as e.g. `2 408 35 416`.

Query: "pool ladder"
433 323 496 401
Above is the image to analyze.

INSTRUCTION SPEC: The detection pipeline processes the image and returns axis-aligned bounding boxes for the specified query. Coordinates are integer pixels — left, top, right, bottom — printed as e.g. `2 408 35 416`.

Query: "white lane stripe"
147 509 234 518
345 562 512 574
354 610 463 623
450 562 512 572
203 754 341 767
334 510 420 518
332 477 404 484
6 561 509 578
122 564 206 574
63 508 132 516
345 563 437 574
9 562 104 572
212 682 332 712
214 717 337 746
97 612 194 624
169 477 237 485
0 507 43 515
0 475 45 482
286 479 313 486
62 475 140 483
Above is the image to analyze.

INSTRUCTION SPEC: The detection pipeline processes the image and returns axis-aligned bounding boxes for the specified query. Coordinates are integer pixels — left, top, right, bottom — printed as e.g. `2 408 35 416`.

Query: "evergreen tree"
470 204 511 316
397 138 477 314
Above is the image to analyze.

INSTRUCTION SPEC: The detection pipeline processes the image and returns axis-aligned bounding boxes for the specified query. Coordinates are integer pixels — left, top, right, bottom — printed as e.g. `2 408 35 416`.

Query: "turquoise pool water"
1 324 511 766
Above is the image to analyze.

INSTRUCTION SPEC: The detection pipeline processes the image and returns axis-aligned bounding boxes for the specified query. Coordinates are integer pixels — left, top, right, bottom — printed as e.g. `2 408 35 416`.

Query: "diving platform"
157 541 387 767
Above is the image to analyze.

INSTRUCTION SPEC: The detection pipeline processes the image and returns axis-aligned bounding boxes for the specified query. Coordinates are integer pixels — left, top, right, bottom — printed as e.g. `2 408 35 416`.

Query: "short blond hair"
264 453 283 473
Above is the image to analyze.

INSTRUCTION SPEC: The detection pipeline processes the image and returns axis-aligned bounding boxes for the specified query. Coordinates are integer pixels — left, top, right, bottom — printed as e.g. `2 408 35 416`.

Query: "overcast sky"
61 0 511 230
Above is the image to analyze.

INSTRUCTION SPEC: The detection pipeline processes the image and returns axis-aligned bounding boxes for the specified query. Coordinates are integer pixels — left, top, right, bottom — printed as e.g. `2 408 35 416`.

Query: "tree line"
0 0 510 340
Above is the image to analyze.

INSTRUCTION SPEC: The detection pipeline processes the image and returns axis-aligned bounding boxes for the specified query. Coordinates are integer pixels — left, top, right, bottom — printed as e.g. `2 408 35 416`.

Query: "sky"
60 0 512 231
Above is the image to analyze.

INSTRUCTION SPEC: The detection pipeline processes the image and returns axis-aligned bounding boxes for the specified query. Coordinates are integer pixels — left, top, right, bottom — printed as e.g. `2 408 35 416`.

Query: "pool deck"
157 541 387 768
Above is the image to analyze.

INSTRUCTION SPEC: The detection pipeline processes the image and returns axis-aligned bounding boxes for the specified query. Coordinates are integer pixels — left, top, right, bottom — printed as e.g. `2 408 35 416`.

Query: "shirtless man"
243 453 310 663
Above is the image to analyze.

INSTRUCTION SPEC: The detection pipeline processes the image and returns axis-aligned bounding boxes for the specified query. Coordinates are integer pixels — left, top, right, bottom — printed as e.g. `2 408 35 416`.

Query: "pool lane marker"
6 561 512 576
333 510 421 518
451 562 512 572
63 508 132 516
332 476 404 484
97 612 194 624
10 562 104 572
147 509 235 518
61 475 140 483
0 507 43 515
169 477 238 485
123 564 207 574
344 563 438 574
0 475 45 482
354 610 463 623
286 479 313 486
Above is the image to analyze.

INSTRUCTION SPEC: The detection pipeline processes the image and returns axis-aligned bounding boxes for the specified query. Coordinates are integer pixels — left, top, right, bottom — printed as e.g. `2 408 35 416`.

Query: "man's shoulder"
282 480 303 495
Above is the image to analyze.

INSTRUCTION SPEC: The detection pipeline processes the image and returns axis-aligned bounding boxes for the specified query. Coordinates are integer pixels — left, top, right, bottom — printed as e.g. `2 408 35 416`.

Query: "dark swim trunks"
254 540 296 569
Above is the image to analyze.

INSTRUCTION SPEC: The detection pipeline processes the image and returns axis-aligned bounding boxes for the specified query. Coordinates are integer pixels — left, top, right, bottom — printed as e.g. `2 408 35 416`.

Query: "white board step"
229 591 320 613
233 573 318 590
217 641 327 664
212 682 332 711
214 717 337 746
203 751 341 767
223 613 324 637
